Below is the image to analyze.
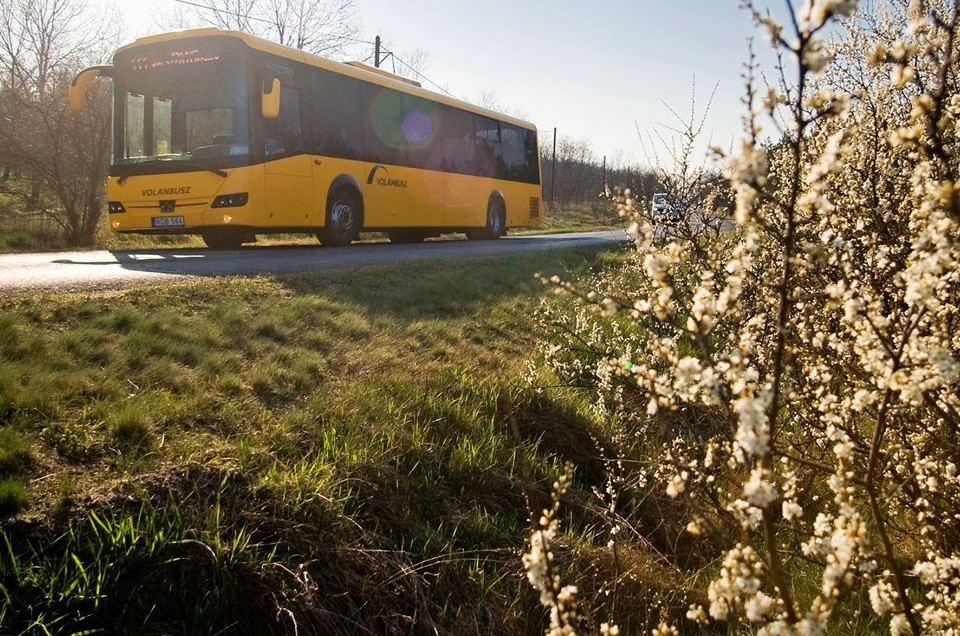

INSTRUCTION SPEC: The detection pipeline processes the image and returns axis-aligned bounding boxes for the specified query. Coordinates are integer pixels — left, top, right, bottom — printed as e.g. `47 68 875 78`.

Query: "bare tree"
0 0 115 245
537 134 655 206
543 135 599 203
10 78 112 244
0 0 102 93
171 0 359 56
473 88 527 119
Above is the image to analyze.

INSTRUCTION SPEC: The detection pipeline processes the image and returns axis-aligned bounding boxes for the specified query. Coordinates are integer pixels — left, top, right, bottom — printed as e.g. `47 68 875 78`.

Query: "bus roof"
116 28 538 133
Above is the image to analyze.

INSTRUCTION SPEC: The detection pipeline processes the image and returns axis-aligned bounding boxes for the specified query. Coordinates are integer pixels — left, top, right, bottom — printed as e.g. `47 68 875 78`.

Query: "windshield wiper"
117 160 228 185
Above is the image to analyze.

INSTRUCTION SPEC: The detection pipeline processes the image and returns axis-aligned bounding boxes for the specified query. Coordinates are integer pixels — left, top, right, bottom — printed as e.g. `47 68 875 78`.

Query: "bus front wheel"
202 229 244 249
318 189 361 247
466 199 505 241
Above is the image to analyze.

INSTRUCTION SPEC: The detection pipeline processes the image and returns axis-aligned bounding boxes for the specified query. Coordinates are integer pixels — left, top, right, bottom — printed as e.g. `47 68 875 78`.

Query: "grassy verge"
514 201 620 235
0 245 686 634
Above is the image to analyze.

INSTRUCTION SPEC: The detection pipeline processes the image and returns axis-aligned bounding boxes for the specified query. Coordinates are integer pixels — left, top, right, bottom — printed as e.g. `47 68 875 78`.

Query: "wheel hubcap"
332 201 354 230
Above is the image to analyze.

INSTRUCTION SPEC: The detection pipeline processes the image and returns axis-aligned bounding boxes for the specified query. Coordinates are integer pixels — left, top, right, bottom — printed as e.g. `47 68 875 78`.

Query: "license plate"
151 216 184 228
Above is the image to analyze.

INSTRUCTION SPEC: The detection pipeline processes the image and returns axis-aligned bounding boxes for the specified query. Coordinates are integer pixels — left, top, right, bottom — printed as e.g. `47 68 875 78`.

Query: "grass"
0 479 28 516
0 218 69 252
517 200 621 234
110 407 155 451
0 185 64 252
0 428 32 475
0 243 694 634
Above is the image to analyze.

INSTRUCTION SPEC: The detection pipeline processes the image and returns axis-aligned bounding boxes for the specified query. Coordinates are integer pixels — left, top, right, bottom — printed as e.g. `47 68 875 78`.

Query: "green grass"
0 479 28 516
0 226 52 252
110 406 155 451
514 200 620 234
0 244 694 634
0 428 32 475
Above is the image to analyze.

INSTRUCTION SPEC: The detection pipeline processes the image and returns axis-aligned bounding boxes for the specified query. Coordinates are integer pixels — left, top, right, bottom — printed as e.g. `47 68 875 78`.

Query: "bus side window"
362 84 406 166
523 129 539 183
434 106 475 173
311 70 362 159
474 116 500 177
499 124 525 181
401 93 441 170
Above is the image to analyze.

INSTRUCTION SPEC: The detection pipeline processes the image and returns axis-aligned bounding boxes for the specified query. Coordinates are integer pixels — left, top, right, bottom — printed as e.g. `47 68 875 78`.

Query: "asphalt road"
0 230 630 294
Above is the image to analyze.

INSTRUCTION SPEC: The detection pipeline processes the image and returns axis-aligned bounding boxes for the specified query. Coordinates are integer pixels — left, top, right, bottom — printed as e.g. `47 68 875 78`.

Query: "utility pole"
602 155 606 190
551 126 557 203
374 35 381 68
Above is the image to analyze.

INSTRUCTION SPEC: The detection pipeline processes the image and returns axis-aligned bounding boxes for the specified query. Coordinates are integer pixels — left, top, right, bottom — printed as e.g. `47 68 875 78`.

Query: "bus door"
264 157 315 227
263 85 317 227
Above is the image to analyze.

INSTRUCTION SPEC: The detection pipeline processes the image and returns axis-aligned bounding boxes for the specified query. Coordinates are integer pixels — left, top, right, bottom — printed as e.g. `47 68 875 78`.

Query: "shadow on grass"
276 243 619 321
507 391 610 487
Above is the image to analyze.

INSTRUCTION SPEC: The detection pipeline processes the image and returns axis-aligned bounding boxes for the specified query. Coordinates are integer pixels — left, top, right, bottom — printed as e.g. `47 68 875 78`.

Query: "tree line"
539 134 659 207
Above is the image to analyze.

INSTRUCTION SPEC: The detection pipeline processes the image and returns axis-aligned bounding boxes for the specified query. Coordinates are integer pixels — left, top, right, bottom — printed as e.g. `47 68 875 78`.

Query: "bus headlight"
108 201 126 213
212 193 249 208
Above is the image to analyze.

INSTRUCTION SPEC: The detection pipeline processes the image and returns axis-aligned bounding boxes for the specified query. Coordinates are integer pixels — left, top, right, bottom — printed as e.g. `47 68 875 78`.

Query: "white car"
650 193 681 225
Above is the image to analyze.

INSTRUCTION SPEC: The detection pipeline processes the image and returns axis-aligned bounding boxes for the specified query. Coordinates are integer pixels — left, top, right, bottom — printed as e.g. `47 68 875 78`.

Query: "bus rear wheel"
466 198 505 241
318 188 361 247
201 229 244 249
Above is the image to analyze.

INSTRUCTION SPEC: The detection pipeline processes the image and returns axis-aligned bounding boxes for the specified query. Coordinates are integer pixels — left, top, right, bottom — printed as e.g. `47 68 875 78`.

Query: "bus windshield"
112 39 250 174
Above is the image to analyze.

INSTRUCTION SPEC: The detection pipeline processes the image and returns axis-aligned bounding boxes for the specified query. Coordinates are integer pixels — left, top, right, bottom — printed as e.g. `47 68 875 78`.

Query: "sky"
110 0 788 169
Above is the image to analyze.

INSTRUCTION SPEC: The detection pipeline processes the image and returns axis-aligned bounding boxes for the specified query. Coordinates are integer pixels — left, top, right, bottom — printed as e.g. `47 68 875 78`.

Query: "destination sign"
129 48 221 72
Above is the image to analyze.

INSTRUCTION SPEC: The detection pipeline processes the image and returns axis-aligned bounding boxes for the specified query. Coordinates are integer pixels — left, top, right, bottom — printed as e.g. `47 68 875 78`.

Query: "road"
0 230 629 294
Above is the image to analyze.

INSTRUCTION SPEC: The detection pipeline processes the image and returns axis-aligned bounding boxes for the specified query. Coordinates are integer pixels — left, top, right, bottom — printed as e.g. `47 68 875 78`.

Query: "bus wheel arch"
467 191 506 240
319 177 363 247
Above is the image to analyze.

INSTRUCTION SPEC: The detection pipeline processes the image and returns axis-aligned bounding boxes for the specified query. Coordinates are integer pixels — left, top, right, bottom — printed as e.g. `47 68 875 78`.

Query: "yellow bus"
69 28 542 249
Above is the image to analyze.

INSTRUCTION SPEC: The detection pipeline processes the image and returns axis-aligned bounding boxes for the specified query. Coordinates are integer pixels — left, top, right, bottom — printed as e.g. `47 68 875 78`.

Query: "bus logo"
141 186 191 197
367 165 407 189
159 200 176 212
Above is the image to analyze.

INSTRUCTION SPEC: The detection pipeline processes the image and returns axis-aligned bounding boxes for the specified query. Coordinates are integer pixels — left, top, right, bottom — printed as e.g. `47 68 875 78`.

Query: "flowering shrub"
526 1 960 633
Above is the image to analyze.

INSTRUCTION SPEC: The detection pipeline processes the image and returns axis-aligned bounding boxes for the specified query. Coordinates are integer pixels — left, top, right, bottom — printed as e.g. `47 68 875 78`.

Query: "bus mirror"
68 66 112 112
261 78 281 119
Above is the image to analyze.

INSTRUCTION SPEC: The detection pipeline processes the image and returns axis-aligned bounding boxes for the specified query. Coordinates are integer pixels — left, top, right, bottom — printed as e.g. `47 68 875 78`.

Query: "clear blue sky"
114 0 786 169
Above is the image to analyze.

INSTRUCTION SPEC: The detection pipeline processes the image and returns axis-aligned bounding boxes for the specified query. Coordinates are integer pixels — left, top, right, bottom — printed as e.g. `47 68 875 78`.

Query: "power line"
387 52 457 99
170 0 276 26
371 35 454 98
